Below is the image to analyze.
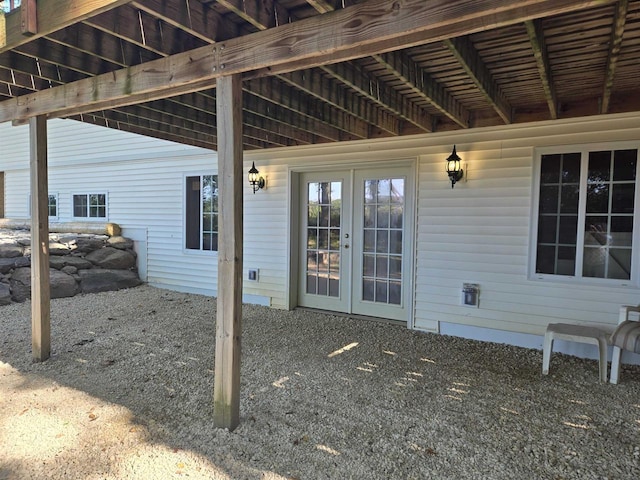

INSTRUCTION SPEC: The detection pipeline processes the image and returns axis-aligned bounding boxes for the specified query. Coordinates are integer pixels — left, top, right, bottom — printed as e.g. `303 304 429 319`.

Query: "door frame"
288 159 417 326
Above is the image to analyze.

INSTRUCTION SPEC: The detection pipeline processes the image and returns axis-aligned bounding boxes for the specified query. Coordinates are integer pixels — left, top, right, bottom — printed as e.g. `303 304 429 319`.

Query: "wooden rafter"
525 19 557 119
320 62 432 132
83 5 205 56
130 0 234 43
372 51 471 128
0 0 618 124
243 93 340 142
0 0 133 53
306 0 336 14
211 0 288 30
444 36 512 124
601 0 629 114
278 69 400 135
247 76 371 139
214 0 429 134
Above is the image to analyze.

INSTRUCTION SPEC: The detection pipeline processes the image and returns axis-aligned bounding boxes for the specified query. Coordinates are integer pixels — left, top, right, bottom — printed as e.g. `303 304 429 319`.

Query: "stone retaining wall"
0 229 142 305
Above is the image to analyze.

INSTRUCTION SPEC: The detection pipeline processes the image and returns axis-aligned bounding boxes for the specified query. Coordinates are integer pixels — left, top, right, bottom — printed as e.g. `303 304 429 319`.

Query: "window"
185 175 218 251
28 193 58 219
533 147 638 282
1 1 21 13
73 193 107 219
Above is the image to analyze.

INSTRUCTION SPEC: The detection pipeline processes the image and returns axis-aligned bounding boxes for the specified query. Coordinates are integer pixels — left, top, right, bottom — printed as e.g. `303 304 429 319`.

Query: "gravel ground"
1 285 639 480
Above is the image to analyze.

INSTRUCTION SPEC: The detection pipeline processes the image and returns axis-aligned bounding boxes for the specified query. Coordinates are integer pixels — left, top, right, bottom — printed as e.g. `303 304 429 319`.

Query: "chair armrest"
618 305 640 324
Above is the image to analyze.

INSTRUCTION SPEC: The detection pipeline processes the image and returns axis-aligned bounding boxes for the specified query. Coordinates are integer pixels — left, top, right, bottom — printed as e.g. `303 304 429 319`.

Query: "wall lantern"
445 145 464 188
248 161 265 194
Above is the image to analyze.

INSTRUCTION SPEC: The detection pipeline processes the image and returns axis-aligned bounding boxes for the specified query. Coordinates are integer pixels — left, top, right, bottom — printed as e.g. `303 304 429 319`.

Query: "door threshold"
295 307 406 327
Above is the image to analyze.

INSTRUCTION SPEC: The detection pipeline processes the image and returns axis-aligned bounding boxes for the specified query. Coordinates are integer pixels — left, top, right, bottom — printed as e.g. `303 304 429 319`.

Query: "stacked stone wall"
0 229 141 305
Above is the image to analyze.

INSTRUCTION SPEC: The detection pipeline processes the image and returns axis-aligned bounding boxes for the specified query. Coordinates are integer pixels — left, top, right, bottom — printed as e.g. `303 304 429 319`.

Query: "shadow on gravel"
1 285 640 479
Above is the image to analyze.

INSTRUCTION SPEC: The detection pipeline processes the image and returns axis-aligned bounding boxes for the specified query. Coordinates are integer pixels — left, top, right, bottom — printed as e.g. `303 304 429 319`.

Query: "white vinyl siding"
247 112 640 332
3 113 640 334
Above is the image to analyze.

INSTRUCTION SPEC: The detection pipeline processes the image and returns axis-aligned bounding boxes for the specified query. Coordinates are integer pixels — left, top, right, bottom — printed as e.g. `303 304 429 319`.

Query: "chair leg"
610 346 622 384
542 331 553 375
597 338 608 383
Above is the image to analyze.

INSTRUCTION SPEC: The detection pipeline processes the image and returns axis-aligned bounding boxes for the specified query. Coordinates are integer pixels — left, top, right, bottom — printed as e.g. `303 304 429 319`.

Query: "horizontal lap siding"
2 119 226 299
1 119 289 307
415 117 640 336
4 113 640 333
247 113 640 334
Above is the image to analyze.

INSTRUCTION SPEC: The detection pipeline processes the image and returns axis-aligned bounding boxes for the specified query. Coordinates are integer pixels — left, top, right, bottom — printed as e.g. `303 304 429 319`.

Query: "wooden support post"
213 74 243 430
30 115 50 362
21 0 38 35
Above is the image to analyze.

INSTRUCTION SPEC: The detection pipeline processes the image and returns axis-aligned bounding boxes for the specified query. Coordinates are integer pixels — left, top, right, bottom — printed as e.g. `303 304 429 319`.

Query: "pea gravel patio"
1 285 639 479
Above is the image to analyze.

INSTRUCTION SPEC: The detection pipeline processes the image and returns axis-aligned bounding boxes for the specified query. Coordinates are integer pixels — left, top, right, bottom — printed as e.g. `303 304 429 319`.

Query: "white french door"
298 166 414 323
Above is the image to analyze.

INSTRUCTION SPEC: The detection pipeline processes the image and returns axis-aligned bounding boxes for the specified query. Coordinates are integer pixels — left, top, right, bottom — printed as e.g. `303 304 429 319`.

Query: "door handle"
344 244 350 249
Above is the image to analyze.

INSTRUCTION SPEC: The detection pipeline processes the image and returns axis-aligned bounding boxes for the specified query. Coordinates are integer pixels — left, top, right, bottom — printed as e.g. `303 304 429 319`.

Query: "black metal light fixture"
248 161 265 194
445 145 464 188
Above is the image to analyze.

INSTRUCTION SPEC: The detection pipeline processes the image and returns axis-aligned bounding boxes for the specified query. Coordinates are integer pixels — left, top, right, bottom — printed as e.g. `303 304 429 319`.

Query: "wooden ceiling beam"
46 21 159 66
242 93 338 142
0 0 616 123
246 76 370 139
130 0 235 43
0 50 73 82
372 51 470 128
143 93 316 145
525 20 557 119
601 0 628 114
0 65 47 91
320 62 432 132
279 69 400 135
73 111 217 149
15 37 119 77
84 5 205 57
213 0 279 31
444 36 512 124
305 1 336 14
75 109 275 149
244 0 617 79
0 0 133 54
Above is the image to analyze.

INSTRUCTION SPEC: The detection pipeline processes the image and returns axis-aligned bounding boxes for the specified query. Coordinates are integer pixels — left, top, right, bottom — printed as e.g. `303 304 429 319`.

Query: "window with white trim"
533 147 638 282
73 193 107 219
28 193 59 219
185 175 218 251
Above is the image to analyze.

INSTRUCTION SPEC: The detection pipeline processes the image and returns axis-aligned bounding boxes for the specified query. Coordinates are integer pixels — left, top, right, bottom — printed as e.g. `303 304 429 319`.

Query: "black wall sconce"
446 145 464 188
248 161 265 194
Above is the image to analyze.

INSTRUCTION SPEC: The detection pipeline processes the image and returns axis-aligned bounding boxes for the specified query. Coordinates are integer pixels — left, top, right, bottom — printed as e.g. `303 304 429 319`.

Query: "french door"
298 166 414 322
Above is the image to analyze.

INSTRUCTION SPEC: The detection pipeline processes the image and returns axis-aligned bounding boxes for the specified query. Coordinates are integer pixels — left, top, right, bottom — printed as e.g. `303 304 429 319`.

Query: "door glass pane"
389 281 402 305
361 177 404 305
363 254 375 276
305 181 341 298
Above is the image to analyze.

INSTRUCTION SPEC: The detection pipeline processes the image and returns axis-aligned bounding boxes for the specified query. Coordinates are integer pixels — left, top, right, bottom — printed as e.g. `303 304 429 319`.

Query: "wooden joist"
601 0 629 114
525 19 558 119
320 62 432 132
0 0 616 124
372 51 471 129
1 0 132 54
444 36 512 125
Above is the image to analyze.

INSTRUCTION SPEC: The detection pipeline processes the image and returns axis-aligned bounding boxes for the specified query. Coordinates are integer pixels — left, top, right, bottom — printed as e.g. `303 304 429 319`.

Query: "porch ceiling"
0 0 638 150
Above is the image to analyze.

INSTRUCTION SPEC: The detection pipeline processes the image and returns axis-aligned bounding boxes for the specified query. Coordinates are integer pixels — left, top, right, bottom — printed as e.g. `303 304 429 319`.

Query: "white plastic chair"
609 305 640 384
